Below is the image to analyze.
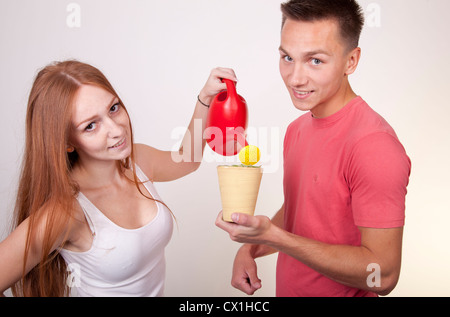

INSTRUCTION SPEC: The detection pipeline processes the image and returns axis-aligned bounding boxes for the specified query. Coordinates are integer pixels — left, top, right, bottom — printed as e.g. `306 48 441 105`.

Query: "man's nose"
290 63 309 87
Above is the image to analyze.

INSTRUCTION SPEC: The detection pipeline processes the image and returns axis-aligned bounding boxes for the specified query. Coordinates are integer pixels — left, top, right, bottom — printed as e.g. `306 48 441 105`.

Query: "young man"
216 0 411 297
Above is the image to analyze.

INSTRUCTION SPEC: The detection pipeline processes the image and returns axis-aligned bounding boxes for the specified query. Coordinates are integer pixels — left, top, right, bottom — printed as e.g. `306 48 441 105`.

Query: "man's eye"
283 55 293 63
311 58 322 66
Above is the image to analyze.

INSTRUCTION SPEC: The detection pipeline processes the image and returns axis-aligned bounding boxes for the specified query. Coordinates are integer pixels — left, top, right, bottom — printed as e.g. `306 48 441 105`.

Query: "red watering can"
205 79 248 156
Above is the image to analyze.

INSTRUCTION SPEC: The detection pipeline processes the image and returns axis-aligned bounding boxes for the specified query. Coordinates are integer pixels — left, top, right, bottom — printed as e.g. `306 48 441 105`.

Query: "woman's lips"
110 137 126 149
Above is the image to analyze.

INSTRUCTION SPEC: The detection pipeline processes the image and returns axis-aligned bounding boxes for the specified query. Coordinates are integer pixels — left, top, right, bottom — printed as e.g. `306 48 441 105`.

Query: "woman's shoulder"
133 143 158 180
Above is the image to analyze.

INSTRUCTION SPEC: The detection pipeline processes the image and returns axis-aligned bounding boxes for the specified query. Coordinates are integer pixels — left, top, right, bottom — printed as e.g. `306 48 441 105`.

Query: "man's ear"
345 47 361 76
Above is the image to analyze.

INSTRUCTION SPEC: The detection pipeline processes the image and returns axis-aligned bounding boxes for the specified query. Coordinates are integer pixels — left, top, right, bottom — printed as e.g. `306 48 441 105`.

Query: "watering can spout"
205 79 249 156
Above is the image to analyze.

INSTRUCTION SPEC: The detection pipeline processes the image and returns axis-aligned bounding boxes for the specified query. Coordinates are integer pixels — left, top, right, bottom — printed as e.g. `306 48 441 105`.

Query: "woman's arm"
0 214 67 295
136 68 238 182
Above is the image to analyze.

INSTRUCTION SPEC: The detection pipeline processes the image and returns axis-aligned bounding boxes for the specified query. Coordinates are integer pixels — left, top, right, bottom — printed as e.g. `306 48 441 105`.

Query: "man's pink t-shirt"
276 97 411 297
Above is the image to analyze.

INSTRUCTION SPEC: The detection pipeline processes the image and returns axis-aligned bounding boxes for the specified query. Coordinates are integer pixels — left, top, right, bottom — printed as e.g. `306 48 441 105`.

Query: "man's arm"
272 224 403 295
220 204 285 295
238 204 285 258
216 212 403 296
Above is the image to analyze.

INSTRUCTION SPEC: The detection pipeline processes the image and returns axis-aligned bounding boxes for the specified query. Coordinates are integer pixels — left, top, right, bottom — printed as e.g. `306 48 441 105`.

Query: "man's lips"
292 89 314 99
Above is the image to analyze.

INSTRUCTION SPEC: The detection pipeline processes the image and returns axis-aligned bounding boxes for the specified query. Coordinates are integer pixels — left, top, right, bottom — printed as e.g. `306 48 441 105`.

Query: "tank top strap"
76 193 96 236
134 164 162 201
134 164 150 182
75 164 159 236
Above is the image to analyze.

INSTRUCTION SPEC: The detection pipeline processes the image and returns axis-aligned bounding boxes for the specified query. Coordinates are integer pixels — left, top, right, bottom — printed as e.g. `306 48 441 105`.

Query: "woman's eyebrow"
75 96 117 128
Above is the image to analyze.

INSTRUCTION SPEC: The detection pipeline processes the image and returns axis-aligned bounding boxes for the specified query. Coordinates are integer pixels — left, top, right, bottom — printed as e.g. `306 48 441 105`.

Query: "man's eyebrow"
278 46 332 57
304 49 332 57
278 46 288 54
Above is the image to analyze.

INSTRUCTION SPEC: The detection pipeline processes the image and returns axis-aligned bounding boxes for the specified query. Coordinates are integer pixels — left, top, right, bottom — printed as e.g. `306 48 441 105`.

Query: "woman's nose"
105 118 123 138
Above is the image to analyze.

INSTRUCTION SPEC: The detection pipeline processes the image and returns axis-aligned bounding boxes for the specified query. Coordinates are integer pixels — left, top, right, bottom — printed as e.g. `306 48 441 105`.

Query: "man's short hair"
281 0 365 51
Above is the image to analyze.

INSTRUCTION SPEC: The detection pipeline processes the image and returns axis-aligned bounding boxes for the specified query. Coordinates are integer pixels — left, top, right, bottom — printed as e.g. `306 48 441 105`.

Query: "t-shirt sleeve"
348 132 411 228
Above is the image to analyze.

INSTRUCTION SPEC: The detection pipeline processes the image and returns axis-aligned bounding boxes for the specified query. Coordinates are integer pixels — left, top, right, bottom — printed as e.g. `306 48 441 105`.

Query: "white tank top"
60 165 173 297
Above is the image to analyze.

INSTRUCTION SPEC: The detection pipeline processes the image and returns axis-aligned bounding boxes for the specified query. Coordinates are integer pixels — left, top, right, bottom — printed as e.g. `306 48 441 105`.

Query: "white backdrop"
1 0 449 297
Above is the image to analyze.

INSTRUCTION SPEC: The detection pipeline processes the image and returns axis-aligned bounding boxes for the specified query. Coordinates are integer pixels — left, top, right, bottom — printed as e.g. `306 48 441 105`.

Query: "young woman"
0 60 237 296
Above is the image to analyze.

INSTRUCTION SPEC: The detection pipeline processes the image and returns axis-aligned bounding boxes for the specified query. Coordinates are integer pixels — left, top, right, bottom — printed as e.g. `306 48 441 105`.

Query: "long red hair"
12 60 159 296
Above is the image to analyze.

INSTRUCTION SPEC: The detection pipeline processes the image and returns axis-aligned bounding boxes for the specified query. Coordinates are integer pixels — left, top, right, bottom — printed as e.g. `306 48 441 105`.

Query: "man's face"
279 18 358 118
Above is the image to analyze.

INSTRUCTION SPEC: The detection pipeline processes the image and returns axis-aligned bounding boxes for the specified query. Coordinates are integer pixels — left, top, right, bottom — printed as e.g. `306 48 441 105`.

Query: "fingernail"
232 213 239 222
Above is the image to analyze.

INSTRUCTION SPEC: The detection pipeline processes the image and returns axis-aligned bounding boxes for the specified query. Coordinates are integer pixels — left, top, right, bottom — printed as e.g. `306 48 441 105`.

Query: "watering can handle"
222 78 238 99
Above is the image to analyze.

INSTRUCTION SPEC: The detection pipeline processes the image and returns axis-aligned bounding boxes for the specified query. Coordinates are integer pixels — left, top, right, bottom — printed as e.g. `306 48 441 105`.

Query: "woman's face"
69 84 131 165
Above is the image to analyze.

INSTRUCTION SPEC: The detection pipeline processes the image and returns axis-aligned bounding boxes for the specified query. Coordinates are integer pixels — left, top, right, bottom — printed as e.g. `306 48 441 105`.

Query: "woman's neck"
71 159 128 192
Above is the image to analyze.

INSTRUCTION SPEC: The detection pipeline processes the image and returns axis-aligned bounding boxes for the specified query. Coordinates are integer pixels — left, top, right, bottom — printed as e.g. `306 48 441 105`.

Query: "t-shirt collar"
310 96 362 128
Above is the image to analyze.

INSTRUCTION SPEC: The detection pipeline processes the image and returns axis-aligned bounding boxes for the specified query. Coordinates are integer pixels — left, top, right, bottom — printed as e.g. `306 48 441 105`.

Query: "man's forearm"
266 225 401 295
217 203 402 295
248 204 285 258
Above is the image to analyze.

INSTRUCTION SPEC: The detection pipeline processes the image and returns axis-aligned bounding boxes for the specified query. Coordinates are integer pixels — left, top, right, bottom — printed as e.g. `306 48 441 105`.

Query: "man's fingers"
231 213 265 231
248 275 262 290
232 276 260 296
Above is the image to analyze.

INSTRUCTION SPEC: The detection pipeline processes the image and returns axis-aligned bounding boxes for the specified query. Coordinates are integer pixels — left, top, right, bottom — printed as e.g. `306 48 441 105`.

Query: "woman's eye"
85 122 96 132
311 58 322 66
110 103 120 113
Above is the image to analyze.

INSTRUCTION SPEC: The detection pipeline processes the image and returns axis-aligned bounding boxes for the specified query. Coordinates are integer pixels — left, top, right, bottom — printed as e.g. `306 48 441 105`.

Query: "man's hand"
215 211 276 295
215 211 273 245
215 208 283 295
231 245 262 295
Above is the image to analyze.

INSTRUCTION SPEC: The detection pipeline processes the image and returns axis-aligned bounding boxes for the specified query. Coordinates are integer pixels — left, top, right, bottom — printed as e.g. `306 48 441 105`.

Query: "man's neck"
311 83 356 119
